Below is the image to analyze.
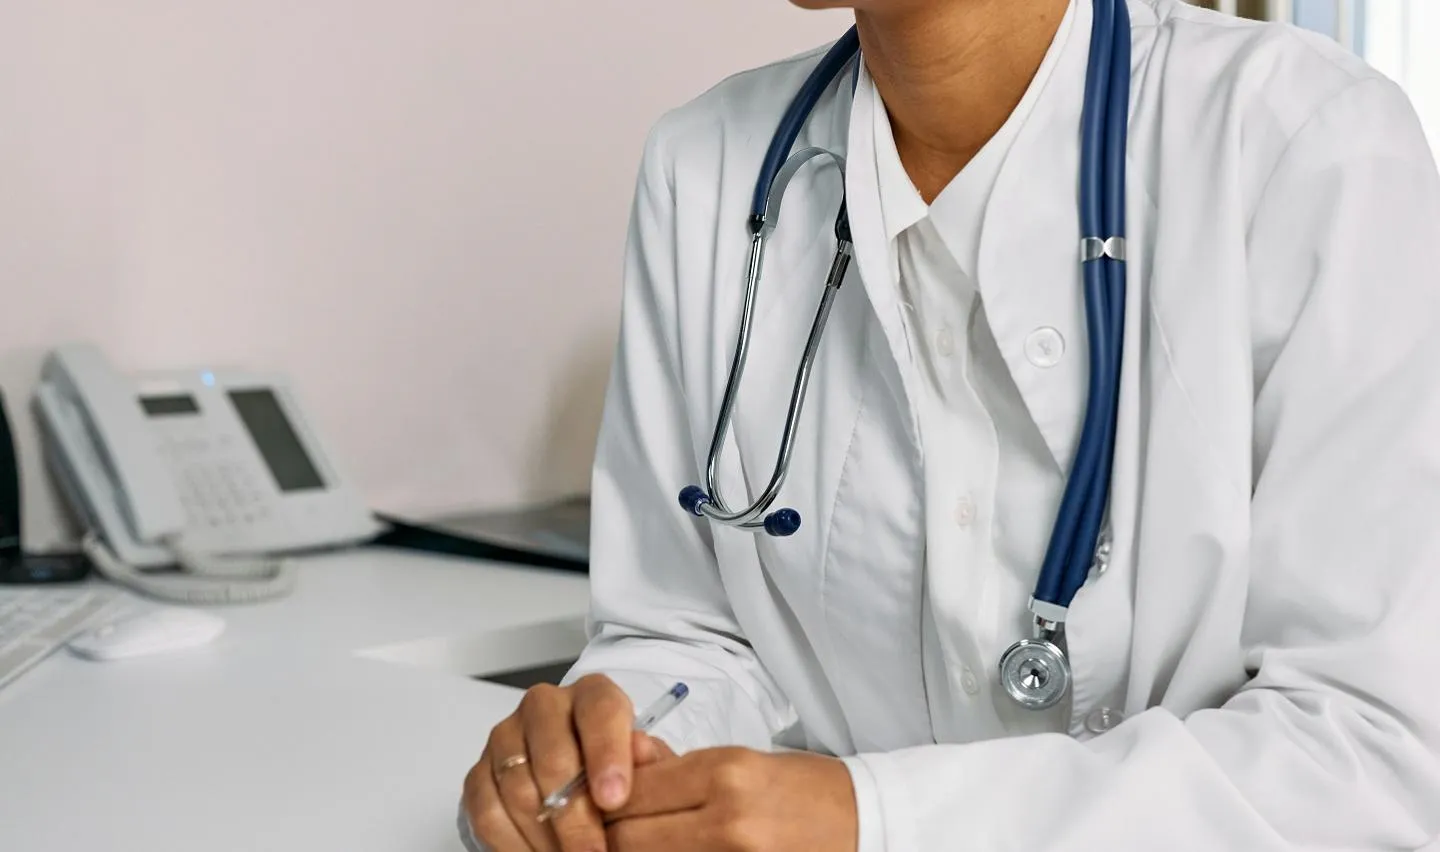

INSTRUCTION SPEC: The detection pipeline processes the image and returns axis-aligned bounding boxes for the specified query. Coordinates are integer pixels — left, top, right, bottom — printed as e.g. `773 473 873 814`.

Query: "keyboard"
0 587 118 692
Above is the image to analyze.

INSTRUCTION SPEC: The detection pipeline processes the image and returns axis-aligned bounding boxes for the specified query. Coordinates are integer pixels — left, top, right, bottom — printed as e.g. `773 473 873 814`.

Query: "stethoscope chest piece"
998 637 1071 711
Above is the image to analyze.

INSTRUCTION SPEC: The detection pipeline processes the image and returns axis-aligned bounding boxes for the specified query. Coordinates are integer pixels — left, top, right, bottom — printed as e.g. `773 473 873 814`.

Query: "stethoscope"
678 0 1132 713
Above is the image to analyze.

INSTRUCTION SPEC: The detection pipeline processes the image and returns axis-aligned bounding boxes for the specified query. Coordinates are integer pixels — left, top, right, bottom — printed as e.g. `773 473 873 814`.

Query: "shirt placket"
908 227 1006 741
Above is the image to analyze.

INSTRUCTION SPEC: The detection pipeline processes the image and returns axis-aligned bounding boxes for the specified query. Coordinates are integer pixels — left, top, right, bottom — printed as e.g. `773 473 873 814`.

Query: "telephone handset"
34 343 381 604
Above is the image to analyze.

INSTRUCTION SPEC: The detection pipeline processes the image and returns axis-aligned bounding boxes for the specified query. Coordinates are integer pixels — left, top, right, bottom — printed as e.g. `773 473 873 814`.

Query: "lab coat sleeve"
558 120 794 756
840 77 1440 851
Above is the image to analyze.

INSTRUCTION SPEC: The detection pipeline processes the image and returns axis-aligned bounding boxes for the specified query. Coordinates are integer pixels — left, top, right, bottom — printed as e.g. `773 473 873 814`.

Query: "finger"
609 753 711 820
631 733 676 766
571 675 636 810
647 735 676 761
463 752 534 852
606 810 709 852
488 714 560 852
519 683 586 800
517 685 611 852
540 786 611 852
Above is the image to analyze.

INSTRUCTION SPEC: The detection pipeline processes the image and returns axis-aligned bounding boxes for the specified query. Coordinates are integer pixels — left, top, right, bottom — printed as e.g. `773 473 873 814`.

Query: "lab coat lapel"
975 4 1094 474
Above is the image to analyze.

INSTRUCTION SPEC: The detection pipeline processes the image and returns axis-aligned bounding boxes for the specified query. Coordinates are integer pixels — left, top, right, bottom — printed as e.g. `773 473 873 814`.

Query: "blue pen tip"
672 683 689 700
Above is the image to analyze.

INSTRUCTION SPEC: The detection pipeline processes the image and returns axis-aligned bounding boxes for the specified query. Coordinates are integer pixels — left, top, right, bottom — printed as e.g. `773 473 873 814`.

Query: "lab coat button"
1092 534 1112 576
960 668 980 695
936 326 955 357
1024 327 1065 367
1084 706 1125 734
954 496 975 527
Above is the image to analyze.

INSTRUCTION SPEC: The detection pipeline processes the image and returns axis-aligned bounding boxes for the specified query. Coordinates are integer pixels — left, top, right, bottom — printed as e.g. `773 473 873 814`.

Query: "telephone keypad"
163 435 275 550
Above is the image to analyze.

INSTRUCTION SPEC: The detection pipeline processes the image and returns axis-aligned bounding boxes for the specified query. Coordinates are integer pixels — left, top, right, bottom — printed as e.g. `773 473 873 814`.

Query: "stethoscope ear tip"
678 486 710 516
678 487 800 536
763 509 801 537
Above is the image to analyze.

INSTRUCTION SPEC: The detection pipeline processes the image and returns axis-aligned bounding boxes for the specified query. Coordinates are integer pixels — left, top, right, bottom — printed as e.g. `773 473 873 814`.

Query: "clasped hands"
462 674 858 852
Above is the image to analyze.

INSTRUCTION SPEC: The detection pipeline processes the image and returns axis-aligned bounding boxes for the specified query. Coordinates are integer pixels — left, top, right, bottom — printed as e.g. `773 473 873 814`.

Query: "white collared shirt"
857 26 1072 748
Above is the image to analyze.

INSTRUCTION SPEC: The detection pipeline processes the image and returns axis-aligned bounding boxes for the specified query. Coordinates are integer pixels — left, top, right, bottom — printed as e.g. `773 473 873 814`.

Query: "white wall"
0 1 849 549
1363 1 1440 159
1273 1 1440 160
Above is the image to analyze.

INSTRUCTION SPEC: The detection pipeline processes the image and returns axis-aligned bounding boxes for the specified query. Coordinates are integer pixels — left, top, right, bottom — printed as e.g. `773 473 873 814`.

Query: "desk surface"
0 547 592 852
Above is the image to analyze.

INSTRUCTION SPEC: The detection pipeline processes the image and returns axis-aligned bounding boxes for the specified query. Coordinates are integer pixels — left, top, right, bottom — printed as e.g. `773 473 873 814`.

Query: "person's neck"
856 0 1069 203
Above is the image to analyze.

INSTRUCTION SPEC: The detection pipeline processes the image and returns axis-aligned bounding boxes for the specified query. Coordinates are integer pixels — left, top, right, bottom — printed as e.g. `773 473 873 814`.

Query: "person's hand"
462 675 676 852
605 747 858 851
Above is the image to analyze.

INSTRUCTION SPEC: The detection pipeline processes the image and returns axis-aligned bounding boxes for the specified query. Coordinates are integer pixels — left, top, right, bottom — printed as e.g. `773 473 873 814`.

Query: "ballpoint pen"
536 681 690 823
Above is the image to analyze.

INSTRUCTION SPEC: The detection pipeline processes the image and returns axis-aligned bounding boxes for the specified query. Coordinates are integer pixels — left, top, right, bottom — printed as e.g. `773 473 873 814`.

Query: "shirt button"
1084 706 1125 734
960 668 980 695
935 326 955 357
954 496 975 527
1024 327 1065 367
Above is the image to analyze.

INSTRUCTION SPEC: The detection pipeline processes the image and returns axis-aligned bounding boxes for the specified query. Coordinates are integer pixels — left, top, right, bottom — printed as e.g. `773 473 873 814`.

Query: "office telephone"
33 343 381 604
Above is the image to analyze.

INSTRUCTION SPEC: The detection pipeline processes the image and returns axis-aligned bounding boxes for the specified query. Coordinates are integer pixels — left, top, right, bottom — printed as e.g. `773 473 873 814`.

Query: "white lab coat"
561 1 1440 849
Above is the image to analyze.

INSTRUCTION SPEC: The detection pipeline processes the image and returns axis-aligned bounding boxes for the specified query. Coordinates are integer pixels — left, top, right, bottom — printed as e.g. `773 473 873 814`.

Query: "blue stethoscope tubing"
1037 0 1130 619
680 0 1131 705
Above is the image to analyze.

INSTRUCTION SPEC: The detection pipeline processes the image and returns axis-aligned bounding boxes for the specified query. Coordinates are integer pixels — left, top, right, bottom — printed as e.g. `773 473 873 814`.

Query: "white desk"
0 547 592 851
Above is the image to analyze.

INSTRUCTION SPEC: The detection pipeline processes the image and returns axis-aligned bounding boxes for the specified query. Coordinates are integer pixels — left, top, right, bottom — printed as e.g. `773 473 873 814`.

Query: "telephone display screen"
228 389 325 492
140 395 199 417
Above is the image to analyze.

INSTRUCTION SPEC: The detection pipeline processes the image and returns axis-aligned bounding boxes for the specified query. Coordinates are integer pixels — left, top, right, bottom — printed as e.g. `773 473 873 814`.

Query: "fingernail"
596 770 626 808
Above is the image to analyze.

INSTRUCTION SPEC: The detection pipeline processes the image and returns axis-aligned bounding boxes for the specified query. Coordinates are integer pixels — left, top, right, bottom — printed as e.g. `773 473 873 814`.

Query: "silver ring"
536 796 572 825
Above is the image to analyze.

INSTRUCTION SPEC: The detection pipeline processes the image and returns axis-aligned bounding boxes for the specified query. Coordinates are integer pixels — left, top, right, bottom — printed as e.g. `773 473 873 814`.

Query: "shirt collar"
860 0 1078 275
865 65 928 243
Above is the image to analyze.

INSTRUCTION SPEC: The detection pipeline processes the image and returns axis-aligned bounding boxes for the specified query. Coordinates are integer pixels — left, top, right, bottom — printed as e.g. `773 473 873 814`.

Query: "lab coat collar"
974 0 1093 473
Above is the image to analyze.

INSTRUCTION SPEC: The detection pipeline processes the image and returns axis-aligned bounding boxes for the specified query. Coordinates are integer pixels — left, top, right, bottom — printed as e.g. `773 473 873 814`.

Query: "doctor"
463 0 1440 849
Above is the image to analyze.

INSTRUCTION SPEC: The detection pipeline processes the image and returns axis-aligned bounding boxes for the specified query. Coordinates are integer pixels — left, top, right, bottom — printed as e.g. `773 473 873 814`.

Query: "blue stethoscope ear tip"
763 509 802 537
678 485 711 516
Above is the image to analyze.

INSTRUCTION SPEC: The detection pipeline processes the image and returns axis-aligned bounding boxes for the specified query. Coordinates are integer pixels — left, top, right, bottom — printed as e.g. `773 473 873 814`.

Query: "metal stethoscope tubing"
678 146 855 537
677 30 862 536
